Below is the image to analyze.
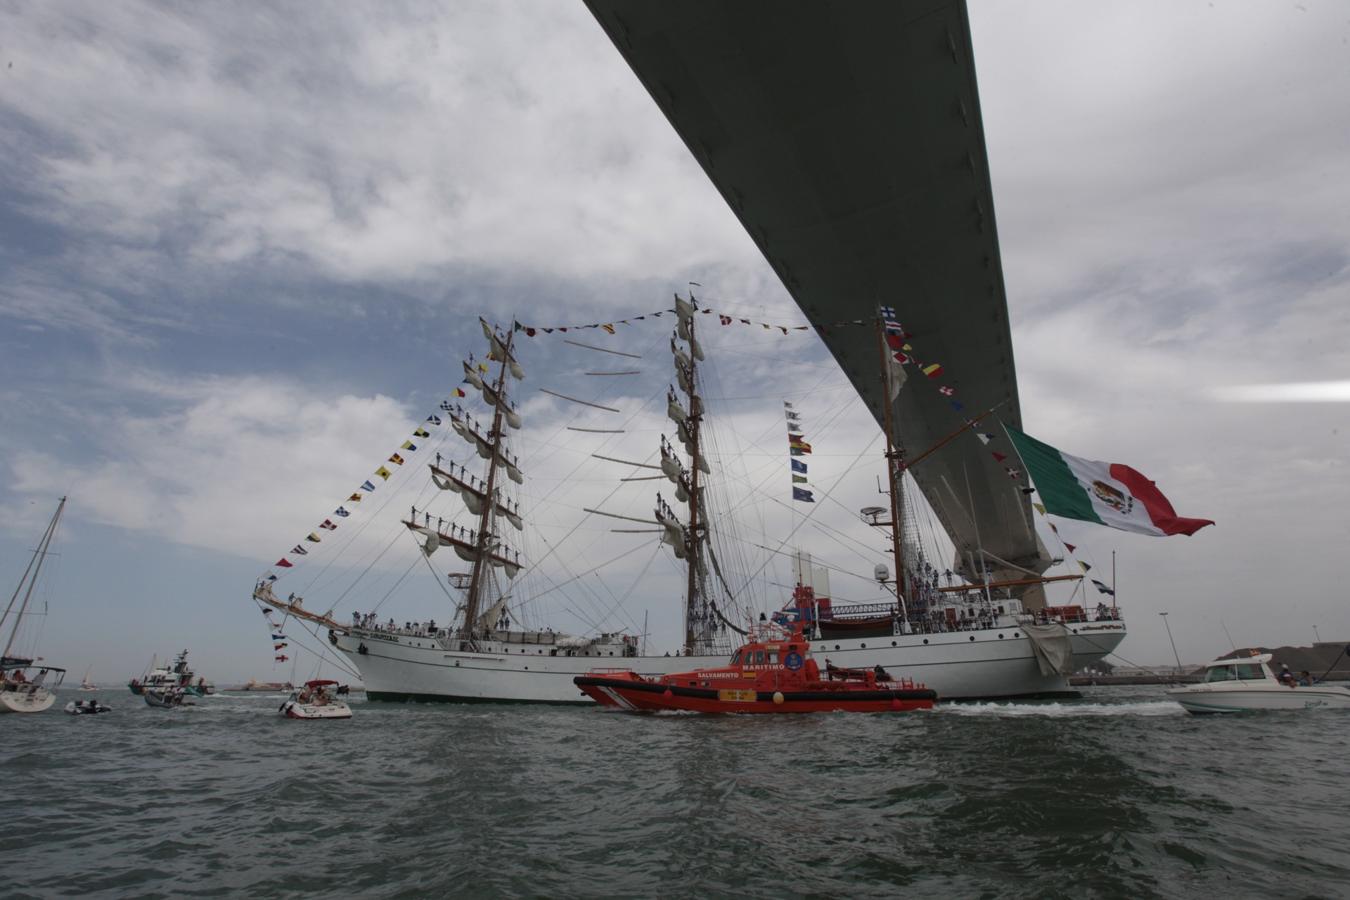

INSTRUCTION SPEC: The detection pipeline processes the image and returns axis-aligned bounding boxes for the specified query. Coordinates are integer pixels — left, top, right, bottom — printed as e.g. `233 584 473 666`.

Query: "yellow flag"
401 440 414 450
376 466 392 480
1033 503 1046 515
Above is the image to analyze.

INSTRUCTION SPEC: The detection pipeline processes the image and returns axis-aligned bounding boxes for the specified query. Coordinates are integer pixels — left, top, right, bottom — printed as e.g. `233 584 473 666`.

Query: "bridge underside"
584 1 1050 592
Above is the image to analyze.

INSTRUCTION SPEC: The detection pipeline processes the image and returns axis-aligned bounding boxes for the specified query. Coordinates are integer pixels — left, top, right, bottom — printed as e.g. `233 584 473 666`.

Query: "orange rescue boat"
574 624 936 714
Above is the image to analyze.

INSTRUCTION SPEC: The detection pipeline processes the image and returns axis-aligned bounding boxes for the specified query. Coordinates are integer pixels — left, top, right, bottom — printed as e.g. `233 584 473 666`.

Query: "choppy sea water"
4 686 1349 899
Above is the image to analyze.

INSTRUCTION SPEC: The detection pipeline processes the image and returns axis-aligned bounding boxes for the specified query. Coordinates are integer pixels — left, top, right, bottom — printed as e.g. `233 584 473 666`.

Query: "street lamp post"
1160 612 1183 678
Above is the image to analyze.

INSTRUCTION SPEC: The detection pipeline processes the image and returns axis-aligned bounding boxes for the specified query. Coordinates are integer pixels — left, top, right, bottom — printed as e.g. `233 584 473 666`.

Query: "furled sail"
481 317 525 381
404 518 521 579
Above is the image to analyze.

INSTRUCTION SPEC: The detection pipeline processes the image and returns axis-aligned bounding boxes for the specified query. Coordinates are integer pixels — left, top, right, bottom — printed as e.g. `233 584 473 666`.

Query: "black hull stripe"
365 689 1077 705
573 677 937 703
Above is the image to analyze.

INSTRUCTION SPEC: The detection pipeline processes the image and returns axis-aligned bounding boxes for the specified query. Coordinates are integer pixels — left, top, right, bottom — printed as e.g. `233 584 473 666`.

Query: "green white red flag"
1005 427 1213 537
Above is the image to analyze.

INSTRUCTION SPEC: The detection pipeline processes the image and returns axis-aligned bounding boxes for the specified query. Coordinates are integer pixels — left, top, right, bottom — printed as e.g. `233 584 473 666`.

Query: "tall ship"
252 300 1126 702
1 498 68 714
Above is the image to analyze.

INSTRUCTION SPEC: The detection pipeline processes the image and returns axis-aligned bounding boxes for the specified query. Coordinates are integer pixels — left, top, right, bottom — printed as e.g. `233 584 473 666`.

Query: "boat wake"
938 700 1184 718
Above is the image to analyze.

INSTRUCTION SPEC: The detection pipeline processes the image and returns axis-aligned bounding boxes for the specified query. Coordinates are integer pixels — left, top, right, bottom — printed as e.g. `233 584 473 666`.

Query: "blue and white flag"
1091 579 1116 597
792 487 815 503
791 459 807 474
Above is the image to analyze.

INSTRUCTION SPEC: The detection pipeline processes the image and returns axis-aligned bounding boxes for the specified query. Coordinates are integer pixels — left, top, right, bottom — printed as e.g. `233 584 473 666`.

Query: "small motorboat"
280 680 352 720
64 699 111 715
574 624 936 714
143 687 194 709
1168 652 1350 714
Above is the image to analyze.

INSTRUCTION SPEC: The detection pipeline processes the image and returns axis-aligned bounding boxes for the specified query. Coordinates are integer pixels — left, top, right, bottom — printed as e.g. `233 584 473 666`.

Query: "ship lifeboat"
574 625 936 714
280 680 352 720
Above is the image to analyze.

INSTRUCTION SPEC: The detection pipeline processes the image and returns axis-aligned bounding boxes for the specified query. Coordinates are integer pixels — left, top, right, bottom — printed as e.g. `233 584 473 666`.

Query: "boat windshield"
1235 663 1266 681
1205 666 1236 683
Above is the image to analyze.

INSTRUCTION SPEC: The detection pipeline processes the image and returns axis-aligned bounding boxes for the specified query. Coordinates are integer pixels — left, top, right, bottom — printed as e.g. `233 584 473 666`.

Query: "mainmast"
657 293 714 654
460 328 515 641
1 496 65 661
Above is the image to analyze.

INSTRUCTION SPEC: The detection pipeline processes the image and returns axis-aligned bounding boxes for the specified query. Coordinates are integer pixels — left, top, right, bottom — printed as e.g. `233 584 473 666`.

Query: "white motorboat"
1167 653 1350 714
64 699 111 715
143 687 194 709
280 680 352 720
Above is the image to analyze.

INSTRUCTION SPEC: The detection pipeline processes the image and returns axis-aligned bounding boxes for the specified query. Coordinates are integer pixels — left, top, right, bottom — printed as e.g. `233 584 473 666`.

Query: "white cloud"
0 1 756 295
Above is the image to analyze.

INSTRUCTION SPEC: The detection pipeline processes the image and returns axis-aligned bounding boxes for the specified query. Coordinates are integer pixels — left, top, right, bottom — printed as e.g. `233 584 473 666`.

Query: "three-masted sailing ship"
1 498 68 714
255 299 1125 703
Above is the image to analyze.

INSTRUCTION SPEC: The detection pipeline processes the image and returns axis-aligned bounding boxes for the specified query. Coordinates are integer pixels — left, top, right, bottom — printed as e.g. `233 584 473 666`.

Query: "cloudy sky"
2 1 1347 683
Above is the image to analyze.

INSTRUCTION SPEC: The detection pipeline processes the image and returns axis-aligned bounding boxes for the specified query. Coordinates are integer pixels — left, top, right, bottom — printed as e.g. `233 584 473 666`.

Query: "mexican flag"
1005 427 1214 536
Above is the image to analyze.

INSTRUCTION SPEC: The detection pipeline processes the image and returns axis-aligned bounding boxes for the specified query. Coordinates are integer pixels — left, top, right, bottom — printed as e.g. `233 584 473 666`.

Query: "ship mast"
460 326 516 646
683 306 705 653
874 318 908 620
1 496 65 661
656 293 715 655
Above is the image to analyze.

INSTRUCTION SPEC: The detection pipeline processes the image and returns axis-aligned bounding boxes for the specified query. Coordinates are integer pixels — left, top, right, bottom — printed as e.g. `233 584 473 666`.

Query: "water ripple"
3 687 1349 897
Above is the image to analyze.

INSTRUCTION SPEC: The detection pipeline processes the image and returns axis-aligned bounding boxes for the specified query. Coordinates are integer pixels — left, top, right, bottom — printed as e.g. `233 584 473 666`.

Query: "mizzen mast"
875 309 910 620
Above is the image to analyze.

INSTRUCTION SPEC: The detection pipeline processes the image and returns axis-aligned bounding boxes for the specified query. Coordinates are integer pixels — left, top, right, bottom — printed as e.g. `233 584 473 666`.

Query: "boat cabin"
296 679 340 705
667 624 908 693
1202 653 1276 684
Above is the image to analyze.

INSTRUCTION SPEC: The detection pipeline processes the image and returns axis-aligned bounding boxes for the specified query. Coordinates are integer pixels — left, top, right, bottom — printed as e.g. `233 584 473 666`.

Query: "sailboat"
79 666 97 691
254 298 1126 702
0 498 68 714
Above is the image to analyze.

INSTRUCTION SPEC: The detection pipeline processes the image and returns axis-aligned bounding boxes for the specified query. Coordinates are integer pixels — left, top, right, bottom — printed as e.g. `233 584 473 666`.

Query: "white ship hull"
280 699 353 719
1168 684 1350 714
333 620 1126 703
0 685 56 714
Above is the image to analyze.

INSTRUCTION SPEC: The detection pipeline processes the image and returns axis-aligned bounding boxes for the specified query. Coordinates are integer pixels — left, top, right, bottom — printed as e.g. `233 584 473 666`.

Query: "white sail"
462 360 484 390
667 396 688 424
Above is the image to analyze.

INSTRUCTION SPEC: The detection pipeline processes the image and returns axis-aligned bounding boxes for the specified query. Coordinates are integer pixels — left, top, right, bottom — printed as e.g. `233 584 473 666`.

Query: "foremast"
657 293 718 654
413 318 525 648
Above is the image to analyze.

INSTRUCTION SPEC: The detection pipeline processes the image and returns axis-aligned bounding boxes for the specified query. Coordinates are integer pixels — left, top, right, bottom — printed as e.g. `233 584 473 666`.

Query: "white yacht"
0 499 69 715
1168 653 1350 714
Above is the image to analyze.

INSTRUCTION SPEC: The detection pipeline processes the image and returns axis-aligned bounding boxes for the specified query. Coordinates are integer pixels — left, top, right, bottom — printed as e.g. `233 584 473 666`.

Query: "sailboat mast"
461 328 515 643
683 308 704 654
874 320 906 608
1 497 65 660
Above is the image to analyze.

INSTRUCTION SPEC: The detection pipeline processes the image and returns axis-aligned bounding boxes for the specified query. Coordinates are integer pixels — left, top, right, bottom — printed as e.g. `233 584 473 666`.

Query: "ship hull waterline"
333 621 1126 704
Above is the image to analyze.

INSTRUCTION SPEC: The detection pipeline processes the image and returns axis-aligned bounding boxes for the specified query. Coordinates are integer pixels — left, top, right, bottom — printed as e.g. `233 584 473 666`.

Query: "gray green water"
3 687 1348 899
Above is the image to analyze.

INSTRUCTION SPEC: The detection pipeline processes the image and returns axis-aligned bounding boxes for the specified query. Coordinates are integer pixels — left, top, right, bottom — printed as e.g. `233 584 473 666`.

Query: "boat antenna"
1220 620 1238 654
